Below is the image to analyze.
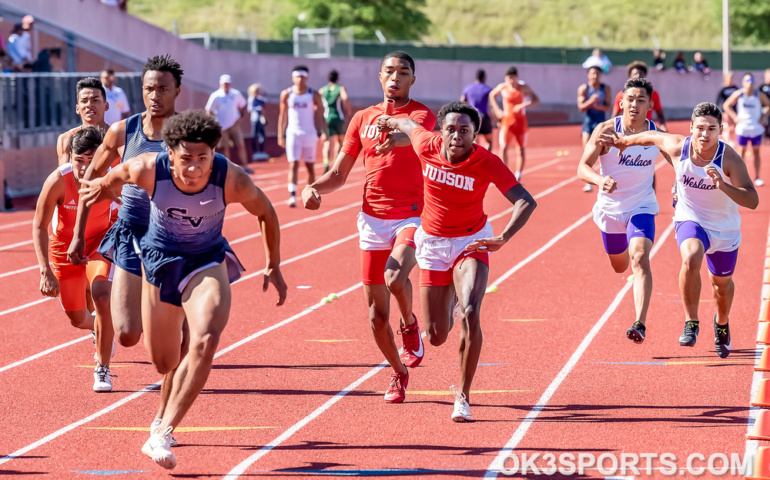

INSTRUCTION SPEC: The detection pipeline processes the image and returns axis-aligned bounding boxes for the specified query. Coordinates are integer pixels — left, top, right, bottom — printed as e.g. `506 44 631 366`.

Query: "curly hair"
691 102 722 125
437 101 481 133
161 110 222 149
70 125 104 155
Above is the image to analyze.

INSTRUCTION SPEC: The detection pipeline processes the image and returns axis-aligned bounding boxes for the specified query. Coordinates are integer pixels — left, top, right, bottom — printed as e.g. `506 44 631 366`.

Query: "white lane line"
744 223 770 463
230 204 359 246
221 211 597 479
0 239 33 252
0 335 91 374
0 297 54 317
0 265 37 279
483 223 675 478
0 220 33 231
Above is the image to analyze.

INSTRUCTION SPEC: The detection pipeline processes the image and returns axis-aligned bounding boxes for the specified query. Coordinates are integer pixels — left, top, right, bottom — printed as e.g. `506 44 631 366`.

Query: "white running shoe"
141 425 177 469
756 178 765 187
450 385 472 422
582 183 593 192
151 418 178 447
288 196 297 208
93 364 113 392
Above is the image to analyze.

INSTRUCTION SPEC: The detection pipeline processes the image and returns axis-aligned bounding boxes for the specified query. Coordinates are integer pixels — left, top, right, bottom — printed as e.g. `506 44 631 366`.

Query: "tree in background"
275 0 431 41
730 0 770 46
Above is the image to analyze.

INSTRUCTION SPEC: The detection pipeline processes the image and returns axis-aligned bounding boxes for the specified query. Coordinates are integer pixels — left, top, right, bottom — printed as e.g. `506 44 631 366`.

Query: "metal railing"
1 72 143 149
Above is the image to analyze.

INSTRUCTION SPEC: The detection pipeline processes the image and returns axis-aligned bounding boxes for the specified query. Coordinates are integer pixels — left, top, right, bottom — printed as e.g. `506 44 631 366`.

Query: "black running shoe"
626 321 646 344
714 315 731 358
679 321 700 347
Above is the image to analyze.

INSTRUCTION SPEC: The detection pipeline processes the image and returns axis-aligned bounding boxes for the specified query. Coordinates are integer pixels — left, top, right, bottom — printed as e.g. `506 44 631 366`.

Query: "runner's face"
75 88 106 125
588 68 600 83
292 73 308 90
441 112 477 161
505 74 518 87
378 57 414 100
70 149 95 181
621 88 650 120
169 141 214 190
142 70 179 118
743 75 754 93
630 68 645 79
690 116 721 149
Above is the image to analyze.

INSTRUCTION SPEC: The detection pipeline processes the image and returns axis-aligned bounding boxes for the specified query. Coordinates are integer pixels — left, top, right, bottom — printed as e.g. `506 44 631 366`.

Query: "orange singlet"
499 84 528 147
50 163 112 311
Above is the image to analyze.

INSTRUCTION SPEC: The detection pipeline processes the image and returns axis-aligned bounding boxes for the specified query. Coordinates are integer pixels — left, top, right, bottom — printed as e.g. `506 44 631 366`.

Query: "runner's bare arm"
465 184 537 253
597 128 684 161
277 89 289 148
522 84 539 108
78 153 156 208
340 86 352 120
56 130 73 166
32 171 64 298
379 116 420 139
302 152 357 210
488 83 505 120
711 147 759 209
577 120 616 190
226 163 287 305
722 90 741 124
313 91 328 135
68 120 126 264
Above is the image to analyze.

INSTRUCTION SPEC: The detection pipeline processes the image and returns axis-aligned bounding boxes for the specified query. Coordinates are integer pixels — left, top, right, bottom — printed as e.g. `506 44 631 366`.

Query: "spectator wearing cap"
205 74 252 173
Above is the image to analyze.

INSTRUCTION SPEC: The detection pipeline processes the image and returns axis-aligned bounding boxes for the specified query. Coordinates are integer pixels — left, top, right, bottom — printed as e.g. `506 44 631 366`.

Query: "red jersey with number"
411 126 519 237
341 100 436 219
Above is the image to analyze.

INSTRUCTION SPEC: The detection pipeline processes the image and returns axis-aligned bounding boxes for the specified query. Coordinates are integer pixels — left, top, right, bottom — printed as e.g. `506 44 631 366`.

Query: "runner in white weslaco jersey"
597 102 758 359
578 77 661 345
723 72 770 186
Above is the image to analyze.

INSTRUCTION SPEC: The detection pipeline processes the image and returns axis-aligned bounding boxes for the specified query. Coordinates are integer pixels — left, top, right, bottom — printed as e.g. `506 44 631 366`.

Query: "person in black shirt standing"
716 71 739 145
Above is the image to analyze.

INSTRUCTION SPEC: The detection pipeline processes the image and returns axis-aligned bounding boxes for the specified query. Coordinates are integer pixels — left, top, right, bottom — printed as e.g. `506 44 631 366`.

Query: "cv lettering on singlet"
423 164 475 191
682 175 717 190
618 154 653 167
167 207 204 227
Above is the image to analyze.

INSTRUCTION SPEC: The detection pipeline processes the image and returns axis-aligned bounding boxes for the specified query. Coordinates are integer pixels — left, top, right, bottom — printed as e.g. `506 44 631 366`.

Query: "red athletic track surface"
0 122 767 480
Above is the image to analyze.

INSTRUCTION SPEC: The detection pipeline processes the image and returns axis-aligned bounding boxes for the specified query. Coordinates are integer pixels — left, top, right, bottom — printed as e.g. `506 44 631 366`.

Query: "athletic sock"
287 183 297 194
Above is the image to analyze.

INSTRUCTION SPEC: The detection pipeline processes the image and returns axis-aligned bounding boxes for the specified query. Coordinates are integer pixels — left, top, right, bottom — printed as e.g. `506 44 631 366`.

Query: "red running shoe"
384 370 409 403
399 314 424 368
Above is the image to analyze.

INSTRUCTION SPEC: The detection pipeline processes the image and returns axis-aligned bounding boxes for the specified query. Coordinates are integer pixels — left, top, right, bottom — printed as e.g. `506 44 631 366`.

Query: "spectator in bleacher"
49 47 64 72
101 0 128 10
611 61 667 131
689 52 711 79
6 24 25 67
100 69 131 125
247 83 268 161
673 52 687 74
20 15 35 63
582 48 612 73
206 74 252 173
653 49 666 70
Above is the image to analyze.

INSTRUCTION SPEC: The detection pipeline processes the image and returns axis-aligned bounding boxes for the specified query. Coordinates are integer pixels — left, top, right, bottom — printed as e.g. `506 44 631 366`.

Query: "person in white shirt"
6 24 25 67
206 74 251 173
19 15 34 64
582 48 612 73
101 69 131 125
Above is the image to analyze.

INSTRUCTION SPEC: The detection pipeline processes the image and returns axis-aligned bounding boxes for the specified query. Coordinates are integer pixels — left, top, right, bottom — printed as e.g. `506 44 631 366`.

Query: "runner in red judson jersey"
378 101 537 422
302 51 436 404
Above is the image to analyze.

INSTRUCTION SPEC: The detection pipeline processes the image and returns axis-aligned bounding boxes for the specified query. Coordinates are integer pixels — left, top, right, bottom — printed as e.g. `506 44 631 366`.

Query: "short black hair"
76 77 106 101
627 61 648 77
12 23 22 34
475 69 486 82
622 77 653 97
587 66 602 75
328 69 339 83
70 125 104 155
505 66 519 77
691 102 722 125
102 68 115 76
143 54 183 87
381 50 415 73
293 65 309 73
162 110 222 149
437 101 481 133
